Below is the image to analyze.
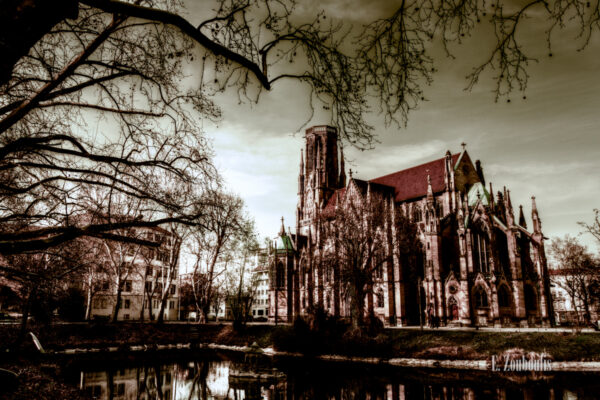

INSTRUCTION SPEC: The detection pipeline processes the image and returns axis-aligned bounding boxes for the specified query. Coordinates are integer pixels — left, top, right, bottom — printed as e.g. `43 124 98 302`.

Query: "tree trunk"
157 291 168 324
112 284 122 322
350 282 365 332
84 274 93 321
582 281 592 325
16 286 37 345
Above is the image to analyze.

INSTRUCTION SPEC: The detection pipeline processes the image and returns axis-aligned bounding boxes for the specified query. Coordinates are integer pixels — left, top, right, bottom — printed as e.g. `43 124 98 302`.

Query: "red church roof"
370 153 461 202
323 187 346 216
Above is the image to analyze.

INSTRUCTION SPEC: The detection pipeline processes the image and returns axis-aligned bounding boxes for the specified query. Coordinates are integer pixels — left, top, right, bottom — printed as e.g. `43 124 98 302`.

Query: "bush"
57 287 86 321
271 309 391 357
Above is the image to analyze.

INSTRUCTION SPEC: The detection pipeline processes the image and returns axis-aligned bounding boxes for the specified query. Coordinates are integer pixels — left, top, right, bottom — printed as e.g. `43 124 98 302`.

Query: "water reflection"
77 356 599 400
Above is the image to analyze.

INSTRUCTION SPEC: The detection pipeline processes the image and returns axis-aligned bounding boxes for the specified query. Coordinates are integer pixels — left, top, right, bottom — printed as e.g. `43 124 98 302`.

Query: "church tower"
298 126 342 234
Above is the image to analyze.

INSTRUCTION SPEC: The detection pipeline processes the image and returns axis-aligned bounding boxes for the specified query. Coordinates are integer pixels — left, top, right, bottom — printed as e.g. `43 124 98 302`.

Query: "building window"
170 285 176 295
437 202 444 217
86 385 102 398
124 299 130 309
276 262 285 287
145 281 152 292
413 206 422 222
376 290 384 308
471 232 490 273
169 300 175 309
525 285 537 311
498 285 511 308
114 383 125 397
158 250 169 263
474 286 488 308
93 297 108 309
123 280 132 292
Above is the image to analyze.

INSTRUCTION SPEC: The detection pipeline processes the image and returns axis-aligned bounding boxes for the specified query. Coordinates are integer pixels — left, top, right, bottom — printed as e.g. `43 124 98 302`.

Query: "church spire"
532 196 542 233
505 189 515 226
426 174 434 204
339 144 346 188
279 216 286 236
298 149 305 196
519 205 527 228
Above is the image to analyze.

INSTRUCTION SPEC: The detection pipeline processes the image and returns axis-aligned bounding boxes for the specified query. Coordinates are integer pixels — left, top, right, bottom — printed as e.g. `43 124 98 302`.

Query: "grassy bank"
1 322 600 361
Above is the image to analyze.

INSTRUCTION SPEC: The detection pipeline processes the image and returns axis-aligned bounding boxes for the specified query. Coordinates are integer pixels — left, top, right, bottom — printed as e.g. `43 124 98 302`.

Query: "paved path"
388 325 599 333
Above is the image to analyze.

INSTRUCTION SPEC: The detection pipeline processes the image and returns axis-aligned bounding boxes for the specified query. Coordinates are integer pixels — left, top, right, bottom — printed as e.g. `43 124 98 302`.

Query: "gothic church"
270 125 553 327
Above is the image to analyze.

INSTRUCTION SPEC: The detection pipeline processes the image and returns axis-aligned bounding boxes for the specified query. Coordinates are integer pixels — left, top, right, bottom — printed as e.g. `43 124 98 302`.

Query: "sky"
183 1 600 253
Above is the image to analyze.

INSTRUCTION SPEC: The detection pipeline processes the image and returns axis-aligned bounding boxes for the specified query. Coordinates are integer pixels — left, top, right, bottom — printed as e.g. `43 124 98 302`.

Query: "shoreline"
3 323 600 373
36 342 600 372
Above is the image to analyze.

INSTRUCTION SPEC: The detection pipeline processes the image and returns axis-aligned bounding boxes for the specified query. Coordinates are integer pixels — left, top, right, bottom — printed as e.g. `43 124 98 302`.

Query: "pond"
66 352 600 399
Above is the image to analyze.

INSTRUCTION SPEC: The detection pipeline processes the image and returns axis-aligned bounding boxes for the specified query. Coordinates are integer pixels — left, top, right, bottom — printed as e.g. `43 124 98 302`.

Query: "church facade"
269 125 553 327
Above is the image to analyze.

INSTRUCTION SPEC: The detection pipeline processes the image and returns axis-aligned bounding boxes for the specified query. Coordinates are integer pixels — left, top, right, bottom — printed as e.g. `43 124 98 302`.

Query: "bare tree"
3 0 599 135
187 191 252 323
154 225 183 323
223 232 259 331
549 235 599 326
0 239 93 342
319 185 420 332
0 1 218 255
580 209 600 248
320 190 391 331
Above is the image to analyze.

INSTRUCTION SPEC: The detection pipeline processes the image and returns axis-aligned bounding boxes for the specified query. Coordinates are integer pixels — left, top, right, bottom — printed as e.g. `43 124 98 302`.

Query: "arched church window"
437 202 444 217
276 262 285 288
471 231 491 273
525 285 537 311
474 286 488 308
498 285 511 308
413 207 421 222
376 289 385 308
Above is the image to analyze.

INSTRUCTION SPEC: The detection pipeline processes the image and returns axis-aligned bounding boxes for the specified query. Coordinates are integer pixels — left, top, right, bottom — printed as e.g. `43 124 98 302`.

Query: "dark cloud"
188 1 600 250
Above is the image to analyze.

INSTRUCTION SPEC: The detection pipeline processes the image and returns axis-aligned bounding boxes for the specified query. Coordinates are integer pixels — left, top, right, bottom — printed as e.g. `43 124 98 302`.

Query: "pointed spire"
532 196 542 233
426 174 434 203
444 151 451 189
279 216 285 236
475 160 485 186
461 142 467 152
349 168 353 180
519 205 527 228
504 189 514 226
298 149 305 196
339 144 346 188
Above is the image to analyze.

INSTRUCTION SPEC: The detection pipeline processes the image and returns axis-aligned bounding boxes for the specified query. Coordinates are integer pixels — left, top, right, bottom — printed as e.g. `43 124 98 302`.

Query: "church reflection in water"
78 358 595 400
